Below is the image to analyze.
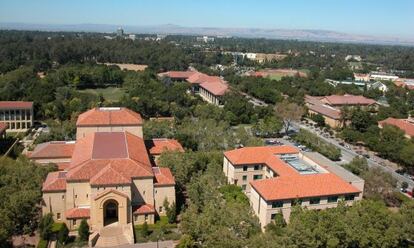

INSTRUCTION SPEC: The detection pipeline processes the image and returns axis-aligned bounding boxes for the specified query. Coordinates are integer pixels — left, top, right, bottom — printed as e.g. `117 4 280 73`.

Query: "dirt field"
103 63 148 71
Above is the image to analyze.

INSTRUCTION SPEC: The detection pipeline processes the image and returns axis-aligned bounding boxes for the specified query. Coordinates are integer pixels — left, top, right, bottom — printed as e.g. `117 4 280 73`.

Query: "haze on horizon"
0 0 413 39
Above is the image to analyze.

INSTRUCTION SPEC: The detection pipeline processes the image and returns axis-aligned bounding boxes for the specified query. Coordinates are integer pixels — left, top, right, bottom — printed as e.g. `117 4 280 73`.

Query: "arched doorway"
103 200 119 226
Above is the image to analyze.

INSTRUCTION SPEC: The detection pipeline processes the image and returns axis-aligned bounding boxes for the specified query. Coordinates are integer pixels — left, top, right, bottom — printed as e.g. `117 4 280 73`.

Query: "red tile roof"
133 204 156 215
29 141 75 159
66 132 153 184
153 167 175 186
200 81 229 96
66 208 90 219
379 118 414 137
226 145 360 201
0 123 8 134
322 94 376 106
224 146 299 166
76 107 143 127
307 103 341 120
146 138 184 155
0 101 33 109
42 171 67 192
186 72 212 84
56 162 71 171
250 173 360 201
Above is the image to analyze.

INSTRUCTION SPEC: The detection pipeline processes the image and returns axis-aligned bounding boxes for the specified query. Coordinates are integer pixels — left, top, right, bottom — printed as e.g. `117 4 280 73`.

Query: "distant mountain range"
1 22 413 46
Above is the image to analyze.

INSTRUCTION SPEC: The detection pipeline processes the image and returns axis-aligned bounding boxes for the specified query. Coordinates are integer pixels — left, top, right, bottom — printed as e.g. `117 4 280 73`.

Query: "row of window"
242 174 263 181
242 164 262 171
270 195 355 208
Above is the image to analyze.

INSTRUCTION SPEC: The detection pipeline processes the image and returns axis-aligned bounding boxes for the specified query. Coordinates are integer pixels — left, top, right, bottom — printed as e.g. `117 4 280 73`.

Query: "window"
73 220 77 226
242 175 247 181
253 175 263 180
271 213 276 220
62 195 65 200
155 190 158 194
310 197 320 205
345 194 355 201
159 206 163 213
254 165 261 170
241 185 247 190
272 201 283 208
57 213 61 220
243 166 248 171
145 214 148 221
328 196 338 203
86 194 88 199
143 191 146 195
75 194 77 199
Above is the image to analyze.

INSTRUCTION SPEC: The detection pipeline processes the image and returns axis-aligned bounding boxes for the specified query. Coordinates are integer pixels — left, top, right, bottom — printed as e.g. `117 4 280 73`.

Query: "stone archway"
103 199 119 226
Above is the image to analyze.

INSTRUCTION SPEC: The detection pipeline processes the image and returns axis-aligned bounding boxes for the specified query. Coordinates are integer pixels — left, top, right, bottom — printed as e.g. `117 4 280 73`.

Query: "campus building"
223 146 364 229
0 101 33 132
32 107 182 245
305 94 377 128
379 117 414 139
159 70 229 106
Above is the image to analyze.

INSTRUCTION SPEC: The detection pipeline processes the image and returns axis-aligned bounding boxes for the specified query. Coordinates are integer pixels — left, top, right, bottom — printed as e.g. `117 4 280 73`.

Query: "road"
291 122 414 190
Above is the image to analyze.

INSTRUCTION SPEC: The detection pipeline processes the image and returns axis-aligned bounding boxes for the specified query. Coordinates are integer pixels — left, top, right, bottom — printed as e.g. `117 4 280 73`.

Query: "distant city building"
305 95 377 128
0 101 33 132
223 146 364 228
394 78 414 90
117 27 124 36
354 73 370 82
369 71 399 81
378 117 414 139
326 79 388 93
128 34 136 40
196 36 215 43
345 55 362 62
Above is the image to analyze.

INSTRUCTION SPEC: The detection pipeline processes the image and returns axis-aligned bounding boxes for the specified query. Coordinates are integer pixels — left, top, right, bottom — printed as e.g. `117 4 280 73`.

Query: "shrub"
39 213 54 240
78 219 89 241
57 223 69 244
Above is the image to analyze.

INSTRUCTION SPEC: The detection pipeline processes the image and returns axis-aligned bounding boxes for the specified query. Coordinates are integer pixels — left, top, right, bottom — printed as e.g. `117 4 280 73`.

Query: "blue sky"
0 0 413 38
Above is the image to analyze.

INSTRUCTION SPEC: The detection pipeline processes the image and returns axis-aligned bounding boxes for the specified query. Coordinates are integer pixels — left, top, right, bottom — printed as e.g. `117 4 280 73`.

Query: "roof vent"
99 107 121 111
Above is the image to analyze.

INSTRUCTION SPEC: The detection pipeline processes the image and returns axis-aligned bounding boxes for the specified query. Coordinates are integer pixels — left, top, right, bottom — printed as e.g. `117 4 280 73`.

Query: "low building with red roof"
379 117 414 139
223 146 364 228
0 101 33 132
305 94 377 128
146 138 184 162
38 107 178 239
29 141 75 166
76 107 143 139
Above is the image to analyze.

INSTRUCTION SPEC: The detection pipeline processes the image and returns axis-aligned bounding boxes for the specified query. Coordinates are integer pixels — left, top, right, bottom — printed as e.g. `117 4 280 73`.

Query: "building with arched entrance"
36 107 182 245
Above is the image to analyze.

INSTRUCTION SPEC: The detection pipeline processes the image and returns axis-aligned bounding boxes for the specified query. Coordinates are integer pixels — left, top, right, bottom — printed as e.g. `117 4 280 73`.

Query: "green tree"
177 234 196 248
57 223 69 245
163 198 177 224
275 100 305 135
39 213 54 240
141 221 149 237
78 219 89 241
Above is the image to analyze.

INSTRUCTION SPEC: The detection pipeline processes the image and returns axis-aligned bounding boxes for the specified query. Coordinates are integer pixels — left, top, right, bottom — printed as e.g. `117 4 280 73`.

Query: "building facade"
0 101 33 132
223 146 364 229
34 107 181 245
305 95 377 128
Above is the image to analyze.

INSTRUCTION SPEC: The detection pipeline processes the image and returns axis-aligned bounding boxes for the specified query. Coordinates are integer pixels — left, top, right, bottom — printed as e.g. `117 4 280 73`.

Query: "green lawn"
268 74 283 81
78 87 125 102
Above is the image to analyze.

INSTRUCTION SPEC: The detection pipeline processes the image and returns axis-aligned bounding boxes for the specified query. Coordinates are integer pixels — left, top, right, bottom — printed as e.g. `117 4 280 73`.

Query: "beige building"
76 107 143 139
223 146 364 229
0 101 33 132
33 107 181 246
305 95 377 128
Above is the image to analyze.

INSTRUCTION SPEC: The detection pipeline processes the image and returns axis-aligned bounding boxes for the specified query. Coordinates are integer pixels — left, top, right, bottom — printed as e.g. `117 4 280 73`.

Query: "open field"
78 87 125 102
251 68 309 81
102 63 148 71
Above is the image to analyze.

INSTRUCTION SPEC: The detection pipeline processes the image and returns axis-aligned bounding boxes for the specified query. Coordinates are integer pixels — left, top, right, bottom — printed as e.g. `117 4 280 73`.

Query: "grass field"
78 87 125 102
